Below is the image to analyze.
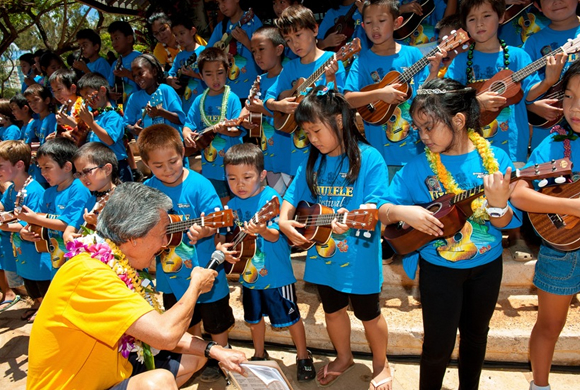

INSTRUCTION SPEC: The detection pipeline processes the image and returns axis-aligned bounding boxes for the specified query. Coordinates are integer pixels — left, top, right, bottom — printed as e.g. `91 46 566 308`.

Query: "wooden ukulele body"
470 69 524 126
527 79 564 128
357 71 412 125
29 214 51 253
294 201 334 251
273 77 307 134
324 17 355 52
223 226 257 274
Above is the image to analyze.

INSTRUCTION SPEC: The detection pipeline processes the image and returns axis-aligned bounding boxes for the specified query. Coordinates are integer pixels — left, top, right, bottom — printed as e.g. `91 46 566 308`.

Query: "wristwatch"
484 200 510 218
204 341 218 358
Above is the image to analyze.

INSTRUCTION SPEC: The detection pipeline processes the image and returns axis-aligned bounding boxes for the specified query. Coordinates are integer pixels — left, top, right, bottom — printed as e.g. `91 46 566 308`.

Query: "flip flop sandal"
316 362 355 388
371 366 393 389
0 295 21 313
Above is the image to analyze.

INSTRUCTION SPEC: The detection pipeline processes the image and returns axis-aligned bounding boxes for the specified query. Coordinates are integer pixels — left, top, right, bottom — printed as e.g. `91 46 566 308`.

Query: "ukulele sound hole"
426 202 442 214
490 81 506 95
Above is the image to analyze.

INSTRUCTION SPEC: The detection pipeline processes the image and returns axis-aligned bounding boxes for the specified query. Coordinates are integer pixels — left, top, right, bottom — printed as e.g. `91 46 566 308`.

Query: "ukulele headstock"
345 208 379 231
439 28 471 53
255 197 280 223
517 158 573 182
203 208 235 228
336 38 362 62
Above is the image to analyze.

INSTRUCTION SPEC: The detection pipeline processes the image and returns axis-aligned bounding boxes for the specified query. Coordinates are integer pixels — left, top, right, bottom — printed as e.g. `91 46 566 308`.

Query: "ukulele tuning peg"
363 231 371 239
224 205 229 209
538 178 548 188
555 176 566 184
442 34 448 41
214 207 220 212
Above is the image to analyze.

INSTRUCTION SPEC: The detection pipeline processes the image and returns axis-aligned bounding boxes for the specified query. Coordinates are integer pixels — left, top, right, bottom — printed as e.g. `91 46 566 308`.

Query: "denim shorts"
533 245 580 295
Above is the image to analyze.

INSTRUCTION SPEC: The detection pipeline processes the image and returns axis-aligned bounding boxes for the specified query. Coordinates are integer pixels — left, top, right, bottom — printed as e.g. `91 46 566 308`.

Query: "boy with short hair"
10 94 39 145
74 28 112 78
23 84 56 145
16 138 91 276
49 68 86 144
219 142 315 382
138 123 235 383
523 0 579 149
0 141 51 322
107 21 141 104
445 0 554 163
344 0 434 178
76 72 132 182
182 47 245 205
264 5 346 179
19 53 39 93
167 16 206 113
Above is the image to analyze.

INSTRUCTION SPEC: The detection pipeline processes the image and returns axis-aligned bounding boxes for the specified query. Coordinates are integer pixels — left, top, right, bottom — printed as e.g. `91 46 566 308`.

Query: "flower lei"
65 235 162 370
466 39 510 84
200 85 230 127
93 105 124 118
425 130 499 223
61 97 85 131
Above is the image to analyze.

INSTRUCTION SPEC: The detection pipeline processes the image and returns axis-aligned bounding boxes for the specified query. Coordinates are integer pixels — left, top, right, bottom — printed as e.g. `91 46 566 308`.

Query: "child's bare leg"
211 330 229 347
317 307 354 385
362 313 392 389
288 319 308 359
0 270 17 309
249 318 267 358
530 290 573 387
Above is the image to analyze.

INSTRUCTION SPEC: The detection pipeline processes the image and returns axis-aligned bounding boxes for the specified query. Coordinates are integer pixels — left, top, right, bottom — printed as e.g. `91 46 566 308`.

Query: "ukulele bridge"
366 103 376 113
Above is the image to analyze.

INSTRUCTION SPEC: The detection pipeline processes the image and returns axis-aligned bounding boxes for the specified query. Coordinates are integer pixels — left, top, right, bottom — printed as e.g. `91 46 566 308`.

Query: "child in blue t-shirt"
10 93 39 144
16 138 91 276
219 143 315 381
317 0 371 55
498 4 550 48
167 16 206 114
124 54 185 137
279 87 391 388
523 0 580 150
344 0 437 178
397 0 448 46
206 0 262 100
510 60 580 390
77 72 132 182
379 78 522 389
445 0 552 162
0 99 22 140
74 29 112 78
23 84 56 145
182 47 244 204
245 26 301 196
138 124 235 383
0 141 51 322
107 21 142 105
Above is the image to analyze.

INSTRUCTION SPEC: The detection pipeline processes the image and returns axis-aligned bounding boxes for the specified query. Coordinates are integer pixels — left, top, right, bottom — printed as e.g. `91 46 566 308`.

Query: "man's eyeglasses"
73 165 103 179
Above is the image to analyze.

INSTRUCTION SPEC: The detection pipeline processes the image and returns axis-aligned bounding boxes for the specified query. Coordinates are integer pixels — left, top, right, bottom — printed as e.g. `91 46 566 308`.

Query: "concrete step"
224 249 580 366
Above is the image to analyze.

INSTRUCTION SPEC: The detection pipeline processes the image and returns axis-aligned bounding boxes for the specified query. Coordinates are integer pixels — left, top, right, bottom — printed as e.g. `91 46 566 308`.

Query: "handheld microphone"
206 250 226 270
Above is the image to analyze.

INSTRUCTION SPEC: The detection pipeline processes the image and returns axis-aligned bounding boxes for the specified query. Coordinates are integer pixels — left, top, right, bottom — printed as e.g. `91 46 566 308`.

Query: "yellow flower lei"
425 130 499 223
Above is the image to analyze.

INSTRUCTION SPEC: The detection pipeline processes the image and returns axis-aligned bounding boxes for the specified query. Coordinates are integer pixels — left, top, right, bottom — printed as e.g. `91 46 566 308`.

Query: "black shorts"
163 293 235 335
22 278 51 300
108 350 182 390
316 284 381 322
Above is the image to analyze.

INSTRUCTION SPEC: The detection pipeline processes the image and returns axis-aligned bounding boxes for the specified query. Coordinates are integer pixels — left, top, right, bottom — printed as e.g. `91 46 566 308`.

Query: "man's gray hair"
96 182 173 244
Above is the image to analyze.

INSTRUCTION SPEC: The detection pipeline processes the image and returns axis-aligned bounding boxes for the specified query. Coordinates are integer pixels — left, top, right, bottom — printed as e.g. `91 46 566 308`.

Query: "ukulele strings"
294 212 367 226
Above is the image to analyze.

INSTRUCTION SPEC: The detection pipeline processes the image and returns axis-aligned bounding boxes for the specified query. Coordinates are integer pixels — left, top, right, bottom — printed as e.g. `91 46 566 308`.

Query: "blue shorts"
534 245 580 295
208 178 231 199
242 284 301 327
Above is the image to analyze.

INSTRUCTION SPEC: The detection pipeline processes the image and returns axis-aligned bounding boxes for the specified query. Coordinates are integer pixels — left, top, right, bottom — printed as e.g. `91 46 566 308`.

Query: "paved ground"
1 296 579 390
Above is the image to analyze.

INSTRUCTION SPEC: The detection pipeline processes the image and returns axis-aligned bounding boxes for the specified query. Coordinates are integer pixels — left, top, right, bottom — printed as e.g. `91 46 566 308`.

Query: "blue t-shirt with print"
87 56 112 78
6 180 52 281
145 169 229 303
398 0 446 46
225 186 295 290
184 88 244 181
87 109 127 161
41 179 91 274
124 83 185 134
499 6 550 48
446 46 541 162
523 24 580 149
1 124 22 140
37 113 57 144
22 119 40 143
345 45 428 166
168 46 206 114
386 146 522 269
107 50 141 102
283 143 388 294
257 73 307 176
207 13 262 99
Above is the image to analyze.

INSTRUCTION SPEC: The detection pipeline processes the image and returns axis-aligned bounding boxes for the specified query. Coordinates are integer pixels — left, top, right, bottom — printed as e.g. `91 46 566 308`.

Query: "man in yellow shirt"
27 182 246 390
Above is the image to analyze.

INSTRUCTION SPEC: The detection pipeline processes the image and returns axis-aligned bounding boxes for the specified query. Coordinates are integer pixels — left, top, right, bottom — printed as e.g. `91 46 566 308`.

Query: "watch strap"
204 341 218 358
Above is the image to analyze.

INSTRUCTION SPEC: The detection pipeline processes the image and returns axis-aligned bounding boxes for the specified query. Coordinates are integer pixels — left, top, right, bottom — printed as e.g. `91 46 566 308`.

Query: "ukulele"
141 88 164 123
184 115 247 157
113 56 124 103
223 197 280 275
471 35 580 127
28 213 57 253
82 190 114 231
274 38 362 134
357 29 471 127
0 184 28 226
71 91 99 146
214 9 255 53
529 179 580 251
323 3 358 52
501 0 533 25
393 0 436 41
175 52 200 96
527 78 565 129
247 76 263 138
164 208 235 248
293 200 379 251
383 158 573 255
